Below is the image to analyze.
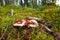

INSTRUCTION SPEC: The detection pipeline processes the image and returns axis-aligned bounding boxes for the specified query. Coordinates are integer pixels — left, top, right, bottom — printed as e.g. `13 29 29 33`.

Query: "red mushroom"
13 20 26 27
13 19 38 28
26 20 38 27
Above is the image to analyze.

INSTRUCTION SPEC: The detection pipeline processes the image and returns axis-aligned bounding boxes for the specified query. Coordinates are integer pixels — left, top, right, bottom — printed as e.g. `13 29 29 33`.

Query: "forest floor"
0 6 60 40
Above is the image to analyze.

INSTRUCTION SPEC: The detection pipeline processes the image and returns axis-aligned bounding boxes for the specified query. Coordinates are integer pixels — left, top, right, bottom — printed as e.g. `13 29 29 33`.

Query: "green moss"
0 6 60 40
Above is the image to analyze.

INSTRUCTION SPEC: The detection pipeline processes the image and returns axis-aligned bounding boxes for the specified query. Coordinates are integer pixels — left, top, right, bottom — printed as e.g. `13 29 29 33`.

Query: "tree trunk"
41 0 46 5
0 0 1 6
1 0 5 6
33 0 37 8
52 0 56 3
30 0 37 8
5 0 9 5
20 0 23 6
14 0 17 6
30 0 33 8
24 0 28 7
8 0 14 5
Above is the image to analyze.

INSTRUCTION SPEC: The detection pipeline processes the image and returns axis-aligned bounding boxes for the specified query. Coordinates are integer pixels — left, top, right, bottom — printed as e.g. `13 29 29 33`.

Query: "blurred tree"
0 0 56 7
41 0 56 6
30 0 33 7
52 0 56 3
3 0 5 6
0 0 2 6
0 0 5 6
9 0 14 5
24 0 28 7
32 0 37 8
30 0 37 8
5 0 9 5
20 0 23 6
41 0 47 5
14 0 17 6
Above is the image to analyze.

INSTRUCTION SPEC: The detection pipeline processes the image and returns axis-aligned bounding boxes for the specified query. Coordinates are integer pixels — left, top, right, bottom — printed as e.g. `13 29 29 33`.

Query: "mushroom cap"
13 20 26 27
13 19 39 28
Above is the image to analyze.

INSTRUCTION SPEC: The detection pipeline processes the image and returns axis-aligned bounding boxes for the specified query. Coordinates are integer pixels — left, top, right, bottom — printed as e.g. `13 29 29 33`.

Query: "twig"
0 25 9 40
